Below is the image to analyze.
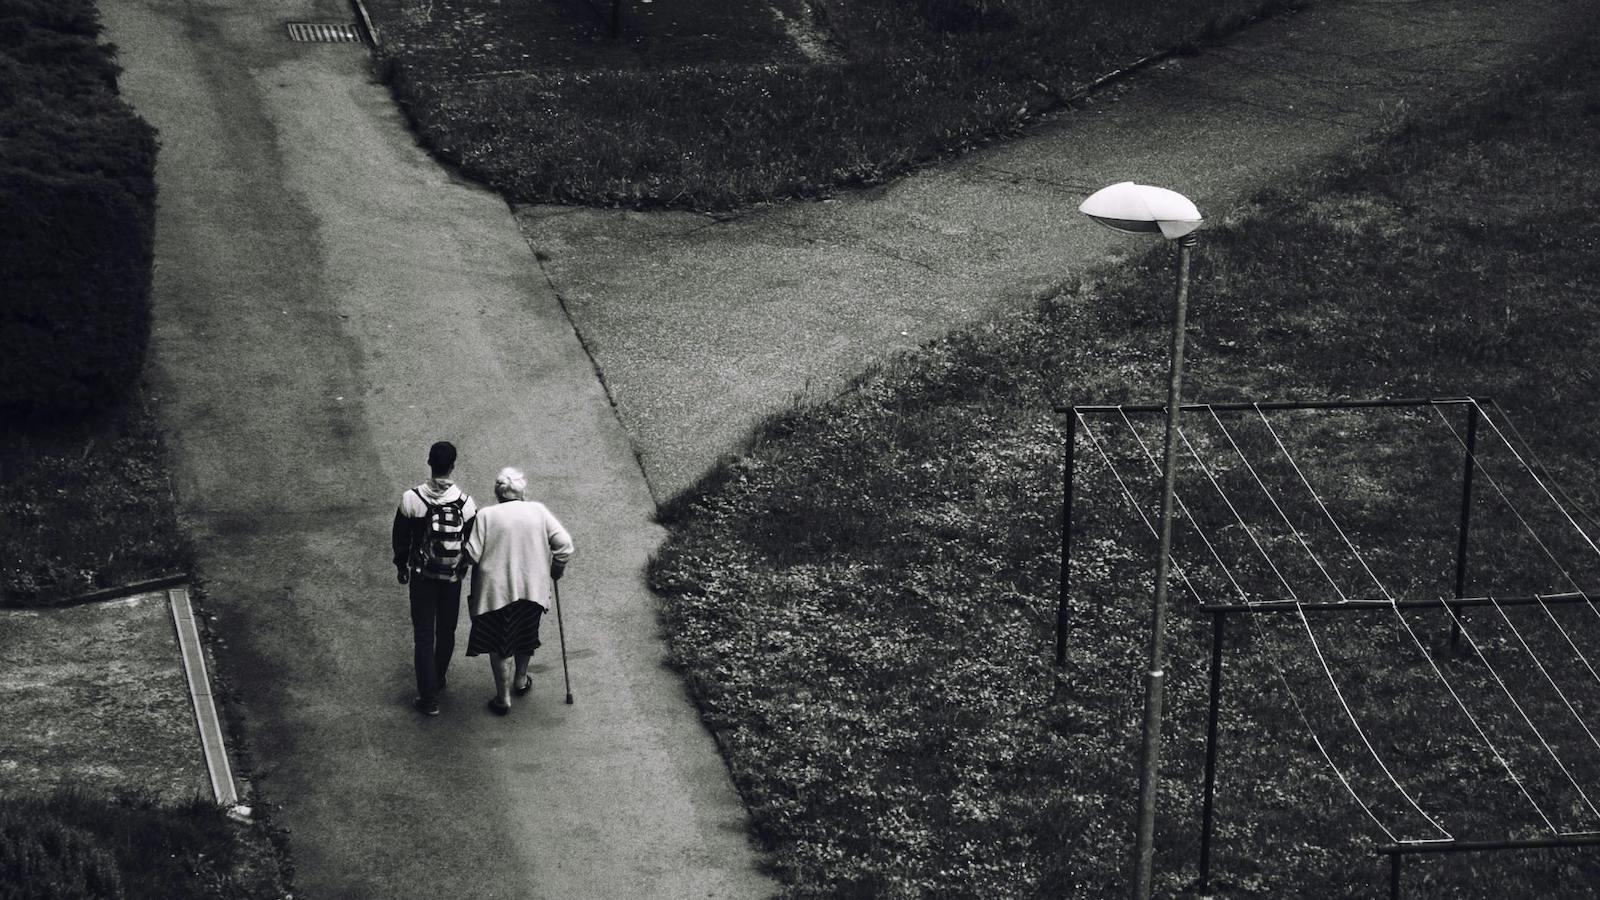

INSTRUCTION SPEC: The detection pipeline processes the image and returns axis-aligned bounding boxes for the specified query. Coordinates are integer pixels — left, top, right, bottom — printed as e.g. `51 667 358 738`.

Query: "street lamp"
1079 181 1202 900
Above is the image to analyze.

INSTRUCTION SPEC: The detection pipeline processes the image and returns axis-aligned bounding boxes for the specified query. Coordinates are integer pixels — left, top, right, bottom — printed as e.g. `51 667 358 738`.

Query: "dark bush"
0 0 101 37
0 28 121 91
0 0 158 420
0 791 292 899
913 0 1015 33
0 166 154 418
0 96 159 186
0 807 124 900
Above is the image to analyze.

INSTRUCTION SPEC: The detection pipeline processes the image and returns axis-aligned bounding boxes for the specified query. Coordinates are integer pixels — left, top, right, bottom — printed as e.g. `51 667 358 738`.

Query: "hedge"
0 791 292 899
0 807 124 900
0 0 158 420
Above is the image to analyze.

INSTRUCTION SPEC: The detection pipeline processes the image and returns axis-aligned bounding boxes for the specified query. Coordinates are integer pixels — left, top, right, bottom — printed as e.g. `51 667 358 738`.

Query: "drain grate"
286 22 363 42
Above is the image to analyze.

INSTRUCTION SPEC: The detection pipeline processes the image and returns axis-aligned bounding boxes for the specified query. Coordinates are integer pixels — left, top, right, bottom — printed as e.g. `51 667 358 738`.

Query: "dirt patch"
0 590 209 800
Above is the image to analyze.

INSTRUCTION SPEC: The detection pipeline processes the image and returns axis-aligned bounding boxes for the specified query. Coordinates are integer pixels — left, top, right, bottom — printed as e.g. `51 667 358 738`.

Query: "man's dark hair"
428 441 457 476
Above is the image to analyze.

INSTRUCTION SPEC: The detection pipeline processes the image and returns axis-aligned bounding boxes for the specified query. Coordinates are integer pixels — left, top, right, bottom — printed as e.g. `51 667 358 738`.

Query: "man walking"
391 441 477 716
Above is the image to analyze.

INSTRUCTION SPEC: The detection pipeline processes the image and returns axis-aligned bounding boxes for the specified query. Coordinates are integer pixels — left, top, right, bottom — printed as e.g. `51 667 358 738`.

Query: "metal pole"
553 580 574 704
1198 610 1225 892
1390 853 1402 900
1379 833 1600 855
1451 404 1479 648
1057 410 1078 667
1200 590 1600 614
610 0 623 38
1066 397 1482 415
1131 234 1195 900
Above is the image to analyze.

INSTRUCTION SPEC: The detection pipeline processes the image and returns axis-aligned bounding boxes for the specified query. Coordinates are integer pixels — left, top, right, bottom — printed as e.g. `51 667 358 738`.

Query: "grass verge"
0 790 290 899
368 0 1302 209
649 22 1600 900
0 393 191 606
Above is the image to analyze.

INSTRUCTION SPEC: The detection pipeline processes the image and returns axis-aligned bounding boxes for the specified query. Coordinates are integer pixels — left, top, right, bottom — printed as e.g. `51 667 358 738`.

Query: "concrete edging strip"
167 586 238 806
348 0 380 48
57 572 190 609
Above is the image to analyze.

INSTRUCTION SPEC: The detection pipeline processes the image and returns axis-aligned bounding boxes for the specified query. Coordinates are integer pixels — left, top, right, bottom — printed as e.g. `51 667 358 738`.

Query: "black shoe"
414 696 440 717
487 698 511 716
513 675 532 696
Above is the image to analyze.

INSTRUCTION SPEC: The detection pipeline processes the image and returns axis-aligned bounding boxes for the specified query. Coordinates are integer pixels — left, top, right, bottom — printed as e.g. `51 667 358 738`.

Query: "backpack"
409 489 469 581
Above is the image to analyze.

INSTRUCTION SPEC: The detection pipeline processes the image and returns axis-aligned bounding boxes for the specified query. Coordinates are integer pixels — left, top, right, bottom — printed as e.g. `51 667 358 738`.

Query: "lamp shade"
1079 182 1202 240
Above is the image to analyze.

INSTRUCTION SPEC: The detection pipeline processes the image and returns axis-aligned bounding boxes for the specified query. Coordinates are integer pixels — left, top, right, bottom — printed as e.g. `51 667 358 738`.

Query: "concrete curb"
27 572 192 610
348 0 380 48
167 584 239 806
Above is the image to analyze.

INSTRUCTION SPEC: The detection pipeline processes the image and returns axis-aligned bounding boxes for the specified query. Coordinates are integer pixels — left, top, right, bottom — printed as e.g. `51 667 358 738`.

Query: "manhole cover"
286 22 363 42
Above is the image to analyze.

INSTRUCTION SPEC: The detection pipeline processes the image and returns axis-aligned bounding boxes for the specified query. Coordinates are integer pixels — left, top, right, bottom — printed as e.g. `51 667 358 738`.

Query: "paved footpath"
102 0 773 897
99 0 1591 897
520 0 1599 501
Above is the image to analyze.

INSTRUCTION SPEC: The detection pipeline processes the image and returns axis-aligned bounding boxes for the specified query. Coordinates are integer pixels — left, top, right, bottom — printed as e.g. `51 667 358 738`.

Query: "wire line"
1075 413 1201 601
1176 411 1420 842
1439 598 1600 834
1112 407 1429 842
1468 400 1600 578
1219 407 1451 841
1114 408 1252 603
1256 405 1589 834
1485 400 1600 536
1429 405 1600 688
1483 592 1600 822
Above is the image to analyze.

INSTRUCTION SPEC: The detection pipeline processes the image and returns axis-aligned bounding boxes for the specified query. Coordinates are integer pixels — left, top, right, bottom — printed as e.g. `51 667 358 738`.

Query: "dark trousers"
409 576 462 700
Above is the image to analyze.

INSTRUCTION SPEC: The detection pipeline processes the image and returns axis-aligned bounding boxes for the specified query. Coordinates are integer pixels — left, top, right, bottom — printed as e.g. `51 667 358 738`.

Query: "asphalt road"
97 0 1594 896
100 0 774 897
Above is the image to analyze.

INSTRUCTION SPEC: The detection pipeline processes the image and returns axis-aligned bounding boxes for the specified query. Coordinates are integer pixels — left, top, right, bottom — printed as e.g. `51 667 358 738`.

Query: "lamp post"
1079 181 1203 900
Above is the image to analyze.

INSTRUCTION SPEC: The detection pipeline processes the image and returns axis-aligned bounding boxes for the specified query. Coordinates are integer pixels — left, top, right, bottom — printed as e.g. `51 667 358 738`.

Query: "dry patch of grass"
0 591 206 799
0 587 297 898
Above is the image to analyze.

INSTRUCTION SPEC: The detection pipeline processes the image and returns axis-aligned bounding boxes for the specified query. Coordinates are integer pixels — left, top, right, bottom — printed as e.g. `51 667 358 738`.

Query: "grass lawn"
0 592 208 799
649 20 1600 900
0 395 190 606
0 398 297 898
366 0 1302 208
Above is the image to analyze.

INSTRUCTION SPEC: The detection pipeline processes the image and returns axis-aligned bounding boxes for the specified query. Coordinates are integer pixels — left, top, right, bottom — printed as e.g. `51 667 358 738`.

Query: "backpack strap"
405 488 432 560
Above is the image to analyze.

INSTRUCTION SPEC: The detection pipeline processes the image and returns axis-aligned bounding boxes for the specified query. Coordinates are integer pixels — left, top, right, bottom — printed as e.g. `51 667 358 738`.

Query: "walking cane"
553 578 573 705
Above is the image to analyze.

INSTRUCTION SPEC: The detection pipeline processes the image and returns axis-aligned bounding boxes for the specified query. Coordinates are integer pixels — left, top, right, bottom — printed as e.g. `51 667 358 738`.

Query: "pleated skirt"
466 598 544 658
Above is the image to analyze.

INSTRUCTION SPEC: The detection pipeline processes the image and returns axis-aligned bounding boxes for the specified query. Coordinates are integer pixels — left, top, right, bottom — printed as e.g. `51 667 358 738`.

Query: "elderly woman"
463 467 575 714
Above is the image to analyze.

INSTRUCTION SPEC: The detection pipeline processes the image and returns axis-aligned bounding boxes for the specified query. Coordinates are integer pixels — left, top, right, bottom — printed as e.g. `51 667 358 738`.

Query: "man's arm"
392 490 420 581
391 507 412 583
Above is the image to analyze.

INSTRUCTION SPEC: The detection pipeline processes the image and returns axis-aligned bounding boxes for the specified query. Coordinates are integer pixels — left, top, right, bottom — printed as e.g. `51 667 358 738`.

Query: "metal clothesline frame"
1055 395 1600 897
1055 397 1485 668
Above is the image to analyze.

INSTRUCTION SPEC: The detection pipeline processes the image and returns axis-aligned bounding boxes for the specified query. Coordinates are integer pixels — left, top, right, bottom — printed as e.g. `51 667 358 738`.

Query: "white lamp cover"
1079 181 1202 240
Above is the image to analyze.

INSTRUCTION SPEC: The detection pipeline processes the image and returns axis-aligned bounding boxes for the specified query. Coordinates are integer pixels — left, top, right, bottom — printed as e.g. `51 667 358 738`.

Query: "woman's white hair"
495 467 527 500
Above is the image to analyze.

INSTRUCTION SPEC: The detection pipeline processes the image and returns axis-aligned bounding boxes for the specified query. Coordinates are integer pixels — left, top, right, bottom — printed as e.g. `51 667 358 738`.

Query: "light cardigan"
464 499 575 617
